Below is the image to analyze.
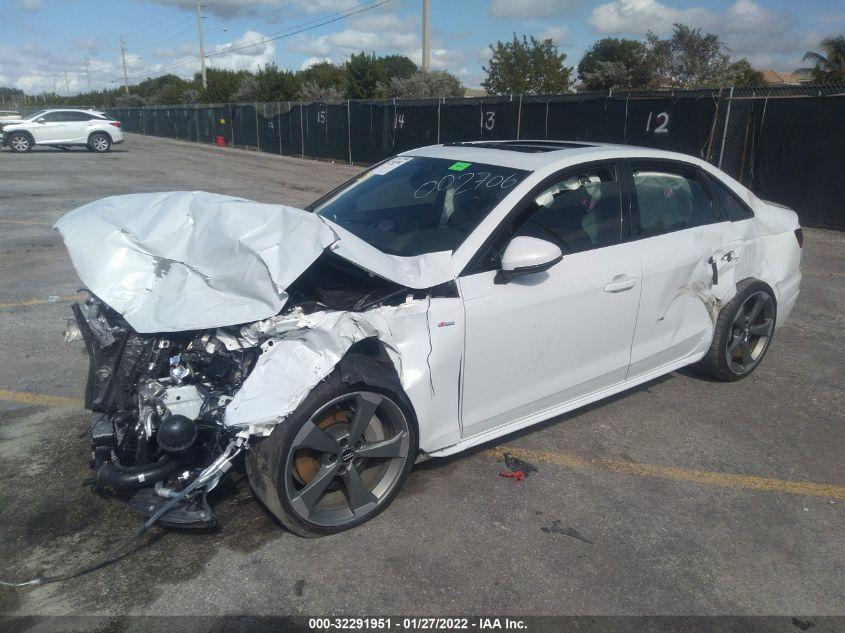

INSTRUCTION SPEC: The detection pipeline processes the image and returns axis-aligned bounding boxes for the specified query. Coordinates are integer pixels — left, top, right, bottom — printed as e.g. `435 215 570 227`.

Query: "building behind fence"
100 84 844 229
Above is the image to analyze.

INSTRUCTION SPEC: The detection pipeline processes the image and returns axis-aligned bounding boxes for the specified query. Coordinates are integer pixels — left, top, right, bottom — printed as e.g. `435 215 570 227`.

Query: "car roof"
402 140 711 173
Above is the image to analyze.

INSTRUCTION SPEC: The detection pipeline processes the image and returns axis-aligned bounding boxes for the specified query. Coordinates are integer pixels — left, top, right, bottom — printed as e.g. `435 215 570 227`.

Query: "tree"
730 59 765 86
646 24 737 87
199 68 249 103
298 61 346 96
386 70 464 98
578 38 653 89
797 35 845 83
298 80 344 101
482 34 572 95
252 63 300 101
345 52 387 99
379 54 417 80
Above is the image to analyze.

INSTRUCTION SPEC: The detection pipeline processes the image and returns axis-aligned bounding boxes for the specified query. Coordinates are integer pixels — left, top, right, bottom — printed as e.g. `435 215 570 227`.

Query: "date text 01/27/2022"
308 617 528 630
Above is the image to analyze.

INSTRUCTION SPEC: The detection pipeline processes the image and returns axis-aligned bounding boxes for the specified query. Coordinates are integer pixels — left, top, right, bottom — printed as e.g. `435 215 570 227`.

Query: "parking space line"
0 219 53 226
0 294 80 309
487 446 845 501
0 388 83 408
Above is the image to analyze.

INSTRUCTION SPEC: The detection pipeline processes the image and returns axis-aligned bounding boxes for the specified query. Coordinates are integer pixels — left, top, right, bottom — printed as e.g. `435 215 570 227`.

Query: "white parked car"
1 108 123 153
57 141 802 535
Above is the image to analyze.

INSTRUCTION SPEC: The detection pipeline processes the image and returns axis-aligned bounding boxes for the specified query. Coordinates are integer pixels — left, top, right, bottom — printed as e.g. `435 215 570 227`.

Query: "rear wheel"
246 367 417 537
701 279 777 381
88 133 111 152
8 133 31 152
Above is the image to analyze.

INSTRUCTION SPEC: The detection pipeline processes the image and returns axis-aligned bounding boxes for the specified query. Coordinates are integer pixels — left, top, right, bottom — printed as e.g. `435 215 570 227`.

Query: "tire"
700 278 777 382
8 132 32 153
246 362 417 537
88 132 111 152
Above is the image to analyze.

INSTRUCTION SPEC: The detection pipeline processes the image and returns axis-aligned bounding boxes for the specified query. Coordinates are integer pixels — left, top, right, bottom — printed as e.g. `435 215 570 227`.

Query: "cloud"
587 0 820 71
300 56 332 70
588 0 715 34
539 25 570 45
489 0 582 19
205 30 277 72
13 0 42 11
146 0 357 16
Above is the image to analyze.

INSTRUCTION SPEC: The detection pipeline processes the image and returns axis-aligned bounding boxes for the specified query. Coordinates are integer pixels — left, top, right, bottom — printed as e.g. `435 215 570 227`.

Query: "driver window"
513 164 623 253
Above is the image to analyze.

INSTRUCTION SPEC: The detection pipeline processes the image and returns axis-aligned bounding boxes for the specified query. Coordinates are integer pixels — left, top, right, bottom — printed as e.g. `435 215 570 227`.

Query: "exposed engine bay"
71 294 259 526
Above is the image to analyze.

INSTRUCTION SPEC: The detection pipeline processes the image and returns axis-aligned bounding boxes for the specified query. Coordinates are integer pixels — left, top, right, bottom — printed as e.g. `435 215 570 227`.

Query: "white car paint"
2 108 123 149
56 141 802 462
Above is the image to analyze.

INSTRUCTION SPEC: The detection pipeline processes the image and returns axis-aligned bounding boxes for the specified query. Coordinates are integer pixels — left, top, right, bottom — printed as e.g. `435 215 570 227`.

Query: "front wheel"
246 366 417 537
701 279 777 381
8 133 32 152
88 133 111 152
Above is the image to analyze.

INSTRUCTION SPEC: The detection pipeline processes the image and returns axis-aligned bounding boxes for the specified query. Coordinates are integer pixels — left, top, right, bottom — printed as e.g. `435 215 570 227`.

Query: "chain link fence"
17 84 845 228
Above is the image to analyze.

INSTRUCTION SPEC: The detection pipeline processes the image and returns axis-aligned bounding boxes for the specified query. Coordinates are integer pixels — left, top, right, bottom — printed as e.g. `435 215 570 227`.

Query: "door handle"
708 256 718 285
604 275 637 293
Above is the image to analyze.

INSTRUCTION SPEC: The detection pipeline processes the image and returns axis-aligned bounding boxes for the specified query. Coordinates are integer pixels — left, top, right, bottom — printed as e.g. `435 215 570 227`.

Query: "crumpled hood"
55 191 453 333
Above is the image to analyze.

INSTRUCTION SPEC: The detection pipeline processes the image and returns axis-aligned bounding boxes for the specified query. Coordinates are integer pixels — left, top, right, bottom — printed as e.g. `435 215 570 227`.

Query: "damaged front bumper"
72 294 255 527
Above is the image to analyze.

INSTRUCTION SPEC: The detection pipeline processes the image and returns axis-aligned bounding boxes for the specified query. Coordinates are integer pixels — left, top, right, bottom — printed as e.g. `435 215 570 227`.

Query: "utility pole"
52 75 57 96
64 71 70 94
85 57 91 91
196 1 207 89
120 36 130 95
421 0 431 71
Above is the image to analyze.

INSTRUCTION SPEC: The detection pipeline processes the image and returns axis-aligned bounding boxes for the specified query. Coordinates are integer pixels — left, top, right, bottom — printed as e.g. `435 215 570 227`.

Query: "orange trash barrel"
215 135 228 147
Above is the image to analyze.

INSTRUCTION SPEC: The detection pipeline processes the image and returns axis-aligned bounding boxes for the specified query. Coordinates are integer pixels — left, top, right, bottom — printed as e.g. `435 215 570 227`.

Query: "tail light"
794 228 804 248
109 121 121 128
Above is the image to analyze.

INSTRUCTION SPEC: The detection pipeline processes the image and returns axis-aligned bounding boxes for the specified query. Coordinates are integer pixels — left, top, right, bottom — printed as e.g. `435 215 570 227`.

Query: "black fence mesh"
101 85 845 229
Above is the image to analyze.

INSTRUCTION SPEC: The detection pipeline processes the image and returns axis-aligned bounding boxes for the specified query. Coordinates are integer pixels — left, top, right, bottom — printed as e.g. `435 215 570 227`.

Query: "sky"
1 0 842 95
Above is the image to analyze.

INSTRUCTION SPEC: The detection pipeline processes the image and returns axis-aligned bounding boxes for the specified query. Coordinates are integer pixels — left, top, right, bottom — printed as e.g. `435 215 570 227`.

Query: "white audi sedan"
58 140 802 536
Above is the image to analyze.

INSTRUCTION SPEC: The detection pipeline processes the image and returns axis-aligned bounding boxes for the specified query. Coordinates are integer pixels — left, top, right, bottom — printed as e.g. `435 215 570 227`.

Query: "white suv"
1 108 123 153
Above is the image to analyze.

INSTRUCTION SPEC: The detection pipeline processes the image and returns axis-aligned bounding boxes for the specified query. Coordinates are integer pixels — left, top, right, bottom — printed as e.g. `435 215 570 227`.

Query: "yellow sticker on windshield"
448 161 471 171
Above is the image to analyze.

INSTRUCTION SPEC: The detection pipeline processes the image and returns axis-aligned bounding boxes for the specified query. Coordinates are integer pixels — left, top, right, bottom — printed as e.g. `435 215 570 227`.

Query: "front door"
458 162 642 438
31 111 68 143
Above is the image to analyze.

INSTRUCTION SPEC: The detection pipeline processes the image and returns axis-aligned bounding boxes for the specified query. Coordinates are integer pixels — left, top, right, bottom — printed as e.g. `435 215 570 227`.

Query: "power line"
124 15 194 44
122 6 185 37
116 0 395 82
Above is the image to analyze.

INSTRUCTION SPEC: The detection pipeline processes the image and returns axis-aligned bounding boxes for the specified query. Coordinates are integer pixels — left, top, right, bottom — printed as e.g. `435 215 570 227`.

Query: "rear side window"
631 163 715 236
707 174 754 221
514 164 622 253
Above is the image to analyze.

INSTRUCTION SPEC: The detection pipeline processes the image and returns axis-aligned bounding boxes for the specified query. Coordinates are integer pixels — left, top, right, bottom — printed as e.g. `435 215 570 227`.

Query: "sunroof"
455 141 595 153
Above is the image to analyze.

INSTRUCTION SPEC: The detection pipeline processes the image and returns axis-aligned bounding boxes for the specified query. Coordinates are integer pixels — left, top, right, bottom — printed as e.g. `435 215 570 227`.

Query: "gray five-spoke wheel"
726 290 775 375
284 391 410 528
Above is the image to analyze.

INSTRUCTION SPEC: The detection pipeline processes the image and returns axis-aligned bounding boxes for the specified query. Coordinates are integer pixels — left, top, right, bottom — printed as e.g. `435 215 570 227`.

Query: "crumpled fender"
223 309 403 436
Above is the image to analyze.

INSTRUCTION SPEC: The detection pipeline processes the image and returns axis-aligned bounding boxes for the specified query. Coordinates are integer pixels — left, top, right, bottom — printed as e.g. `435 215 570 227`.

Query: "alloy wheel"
284 391 410 528
91 135 109 151
10 135 29 152
726 290 775 375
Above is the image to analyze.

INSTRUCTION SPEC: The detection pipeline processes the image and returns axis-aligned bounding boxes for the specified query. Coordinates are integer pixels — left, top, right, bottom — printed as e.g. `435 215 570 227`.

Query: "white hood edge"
54 191 454 333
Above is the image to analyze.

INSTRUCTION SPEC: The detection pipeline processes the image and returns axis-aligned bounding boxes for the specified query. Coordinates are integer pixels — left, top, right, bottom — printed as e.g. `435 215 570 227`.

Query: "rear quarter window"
707 174 754 221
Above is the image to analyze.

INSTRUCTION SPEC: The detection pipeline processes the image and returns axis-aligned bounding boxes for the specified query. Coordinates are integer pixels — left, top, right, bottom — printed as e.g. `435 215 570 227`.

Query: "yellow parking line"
487 446 845 501
0 219 53 226
0 389 83 408
0 294 80 309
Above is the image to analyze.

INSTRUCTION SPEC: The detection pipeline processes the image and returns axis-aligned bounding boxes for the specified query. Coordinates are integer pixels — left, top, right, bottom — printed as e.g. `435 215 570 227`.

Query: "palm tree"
797 35 845 83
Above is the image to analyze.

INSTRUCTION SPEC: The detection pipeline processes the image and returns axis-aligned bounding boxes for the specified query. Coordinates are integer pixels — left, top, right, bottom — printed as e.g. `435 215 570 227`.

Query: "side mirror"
36 118 46 124
495 236 562 284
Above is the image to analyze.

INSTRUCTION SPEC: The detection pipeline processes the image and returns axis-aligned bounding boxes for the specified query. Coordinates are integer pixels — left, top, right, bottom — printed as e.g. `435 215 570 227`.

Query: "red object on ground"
215 136 228 147
499 469 525 482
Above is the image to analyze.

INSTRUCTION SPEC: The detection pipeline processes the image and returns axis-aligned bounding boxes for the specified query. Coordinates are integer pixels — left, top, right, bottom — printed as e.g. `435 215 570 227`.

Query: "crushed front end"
70 293 257 527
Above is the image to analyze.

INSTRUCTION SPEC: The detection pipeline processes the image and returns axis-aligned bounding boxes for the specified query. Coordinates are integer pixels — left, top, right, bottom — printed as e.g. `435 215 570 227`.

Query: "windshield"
313 156 530 256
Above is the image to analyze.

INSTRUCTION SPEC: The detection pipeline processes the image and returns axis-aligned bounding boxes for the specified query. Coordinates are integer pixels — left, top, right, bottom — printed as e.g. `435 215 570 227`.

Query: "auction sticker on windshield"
370 156 414 176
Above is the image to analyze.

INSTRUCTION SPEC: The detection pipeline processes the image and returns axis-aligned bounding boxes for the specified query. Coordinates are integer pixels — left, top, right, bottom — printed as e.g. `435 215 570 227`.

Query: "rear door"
458 161 642 438
624 160 742 379
62 111 96 142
